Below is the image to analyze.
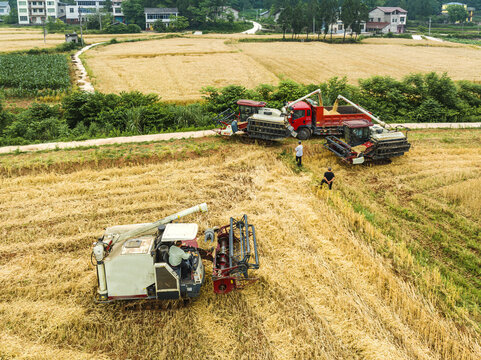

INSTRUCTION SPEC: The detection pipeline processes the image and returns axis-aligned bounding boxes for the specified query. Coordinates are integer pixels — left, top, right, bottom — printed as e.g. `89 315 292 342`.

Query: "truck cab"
287 101 313 139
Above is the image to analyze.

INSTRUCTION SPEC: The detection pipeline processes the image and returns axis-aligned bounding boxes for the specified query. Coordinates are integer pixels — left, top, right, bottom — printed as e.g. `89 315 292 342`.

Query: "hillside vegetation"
0 129 480 359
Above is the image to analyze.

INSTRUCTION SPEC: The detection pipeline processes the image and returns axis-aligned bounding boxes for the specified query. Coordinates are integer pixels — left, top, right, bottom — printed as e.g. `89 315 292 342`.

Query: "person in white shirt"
169 241 192 277
295 141 303 167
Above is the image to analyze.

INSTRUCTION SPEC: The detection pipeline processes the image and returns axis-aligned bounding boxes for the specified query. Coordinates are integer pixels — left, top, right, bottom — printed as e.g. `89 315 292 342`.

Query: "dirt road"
1 123 480 154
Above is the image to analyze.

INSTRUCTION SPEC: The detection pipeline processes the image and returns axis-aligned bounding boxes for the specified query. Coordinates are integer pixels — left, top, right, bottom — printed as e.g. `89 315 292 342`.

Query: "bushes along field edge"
1 73 481 146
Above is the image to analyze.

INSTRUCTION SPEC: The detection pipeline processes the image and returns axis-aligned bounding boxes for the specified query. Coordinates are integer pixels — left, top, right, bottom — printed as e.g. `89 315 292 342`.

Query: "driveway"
242 21 262 34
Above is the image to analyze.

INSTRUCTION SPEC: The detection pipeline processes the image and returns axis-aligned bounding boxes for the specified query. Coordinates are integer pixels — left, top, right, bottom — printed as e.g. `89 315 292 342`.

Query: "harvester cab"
213 99 295 140
324 96 411 164
92 204 260 303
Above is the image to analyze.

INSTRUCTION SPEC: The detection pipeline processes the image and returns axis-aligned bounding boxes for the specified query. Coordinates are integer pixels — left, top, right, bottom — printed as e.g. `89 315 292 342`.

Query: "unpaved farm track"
0 138 480 359
1 123 480 154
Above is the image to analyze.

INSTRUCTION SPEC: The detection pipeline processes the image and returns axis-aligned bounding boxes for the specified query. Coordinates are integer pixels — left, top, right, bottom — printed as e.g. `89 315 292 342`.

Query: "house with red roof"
367 7 407 34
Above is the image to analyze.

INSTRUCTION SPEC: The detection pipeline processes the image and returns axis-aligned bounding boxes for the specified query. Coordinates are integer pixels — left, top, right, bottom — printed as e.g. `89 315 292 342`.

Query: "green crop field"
0 54 70 92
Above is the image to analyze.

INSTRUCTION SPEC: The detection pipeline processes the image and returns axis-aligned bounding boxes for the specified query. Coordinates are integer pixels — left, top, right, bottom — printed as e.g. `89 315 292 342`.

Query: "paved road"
0 130 216 154
1 123 480 155
242 21 262 34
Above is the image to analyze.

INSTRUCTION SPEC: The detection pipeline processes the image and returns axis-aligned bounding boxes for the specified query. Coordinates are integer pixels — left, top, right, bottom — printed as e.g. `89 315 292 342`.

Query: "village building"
0 1 11 16
144 7 178 30
367 6 407 34
17 0 65 24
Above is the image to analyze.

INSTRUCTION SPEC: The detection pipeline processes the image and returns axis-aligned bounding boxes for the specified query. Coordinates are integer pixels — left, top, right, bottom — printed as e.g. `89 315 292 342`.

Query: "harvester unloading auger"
92 204 259 302
213 89 411 164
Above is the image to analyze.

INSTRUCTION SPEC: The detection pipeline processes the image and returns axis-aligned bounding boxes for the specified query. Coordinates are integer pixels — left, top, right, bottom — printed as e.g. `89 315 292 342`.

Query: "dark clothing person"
296 156 302 167
178 259 191 279
321 170 335 190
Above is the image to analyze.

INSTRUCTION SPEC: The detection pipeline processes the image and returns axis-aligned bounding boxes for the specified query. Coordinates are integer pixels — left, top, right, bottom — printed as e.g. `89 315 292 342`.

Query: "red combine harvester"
92 204 259 302
214 89 411 164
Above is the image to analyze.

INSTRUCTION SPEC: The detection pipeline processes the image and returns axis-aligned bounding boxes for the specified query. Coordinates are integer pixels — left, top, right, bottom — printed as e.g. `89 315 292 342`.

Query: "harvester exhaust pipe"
336 95 392 130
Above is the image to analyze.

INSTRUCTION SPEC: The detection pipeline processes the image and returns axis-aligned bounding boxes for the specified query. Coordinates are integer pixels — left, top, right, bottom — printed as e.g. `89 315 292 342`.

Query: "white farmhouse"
17 0 63 24
367 6 407 34
65 0 105 24
0 1 11 16
144 7 178 30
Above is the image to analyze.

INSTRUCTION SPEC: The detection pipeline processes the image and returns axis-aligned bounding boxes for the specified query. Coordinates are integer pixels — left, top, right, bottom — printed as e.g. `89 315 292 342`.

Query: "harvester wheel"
297 128 311 140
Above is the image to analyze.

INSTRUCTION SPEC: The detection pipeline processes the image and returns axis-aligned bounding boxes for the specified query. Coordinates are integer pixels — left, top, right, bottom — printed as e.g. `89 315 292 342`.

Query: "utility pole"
42 1 46 43
79 8 84 45
313 17 315 34
428 17 431 36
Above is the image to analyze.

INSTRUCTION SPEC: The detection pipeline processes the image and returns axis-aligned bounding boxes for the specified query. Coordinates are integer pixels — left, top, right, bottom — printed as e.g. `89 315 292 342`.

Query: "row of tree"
277 0 368 40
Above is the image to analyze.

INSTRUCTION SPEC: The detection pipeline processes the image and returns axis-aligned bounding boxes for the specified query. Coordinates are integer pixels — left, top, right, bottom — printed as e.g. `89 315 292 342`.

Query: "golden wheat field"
0 129 480 359
83 36 481 101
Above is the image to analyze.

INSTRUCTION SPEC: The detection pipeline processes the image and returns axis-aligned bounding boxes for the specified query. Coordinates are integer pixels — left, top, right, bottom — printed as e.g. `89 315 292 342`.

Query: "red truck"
214 89 410 164
214 89 372 141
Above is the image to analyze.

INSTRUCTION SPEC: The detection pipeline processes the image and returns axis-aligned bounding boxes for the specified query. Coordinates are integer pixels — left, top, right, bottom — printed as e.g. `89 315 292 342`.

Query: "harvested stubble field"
83 36 481 101
0 27 160 52
0 130 480 359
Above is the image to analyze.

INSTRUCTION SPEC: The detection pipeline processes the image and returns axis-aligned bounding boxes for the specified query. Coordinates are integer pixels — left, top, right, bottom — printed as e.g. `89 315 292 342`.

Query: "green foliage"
153 19 167 32
203 73 481 124
121 0 145 29
0 95 14 135
447 4 469 24
46 17 66 32
3 103 68 141
0 54 70 91
2 72 481 146
104 22 141 33
169 15 189 31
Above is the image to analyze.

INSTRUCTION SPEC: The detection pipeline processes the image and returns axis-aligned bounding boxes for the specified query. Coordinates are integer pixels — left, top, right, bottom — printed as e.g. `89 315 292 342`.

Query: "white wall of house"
17 0 64 24
368 7 407 33
144 8 178 30
65 0 105 23
0 2 11 16
112 0 123 22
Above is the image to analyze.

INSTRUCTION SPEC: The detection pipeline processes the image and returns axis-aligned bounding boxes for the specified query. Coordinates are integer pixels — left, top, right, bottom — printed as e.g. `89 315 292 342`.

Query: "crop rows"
0 54 70 90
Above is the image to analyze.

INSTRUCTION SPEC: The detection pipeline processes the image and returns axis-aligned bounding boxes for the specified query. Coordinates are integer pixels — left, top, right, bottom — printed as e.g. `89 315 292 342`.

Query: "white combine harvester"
92 203 259 302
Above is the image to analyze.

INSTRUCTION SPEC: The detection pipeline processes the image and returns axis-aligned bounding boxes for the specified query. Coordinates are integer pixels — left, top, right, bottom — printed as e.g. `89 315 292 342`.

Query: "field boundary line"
1 123 480 154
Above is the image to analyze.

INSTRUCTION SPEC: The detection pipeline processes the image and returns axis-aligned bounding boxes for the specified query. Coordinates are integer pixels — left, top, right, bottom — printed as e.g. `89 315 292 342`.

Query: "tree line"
1 73 481 146
276 0 368 40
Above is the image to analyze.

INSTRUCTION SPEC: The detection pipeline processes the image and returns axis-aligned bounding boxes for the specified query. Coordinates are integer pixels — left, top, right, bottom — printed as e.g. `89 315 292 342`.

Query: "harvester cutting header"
92 204 259 302
214 89 411 164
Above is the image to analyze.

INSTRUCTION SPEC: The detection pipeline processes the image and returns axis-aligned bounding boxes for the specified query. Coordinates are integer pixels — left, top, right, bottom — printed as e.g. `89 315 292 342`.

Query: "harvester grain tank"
92 203 259 302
